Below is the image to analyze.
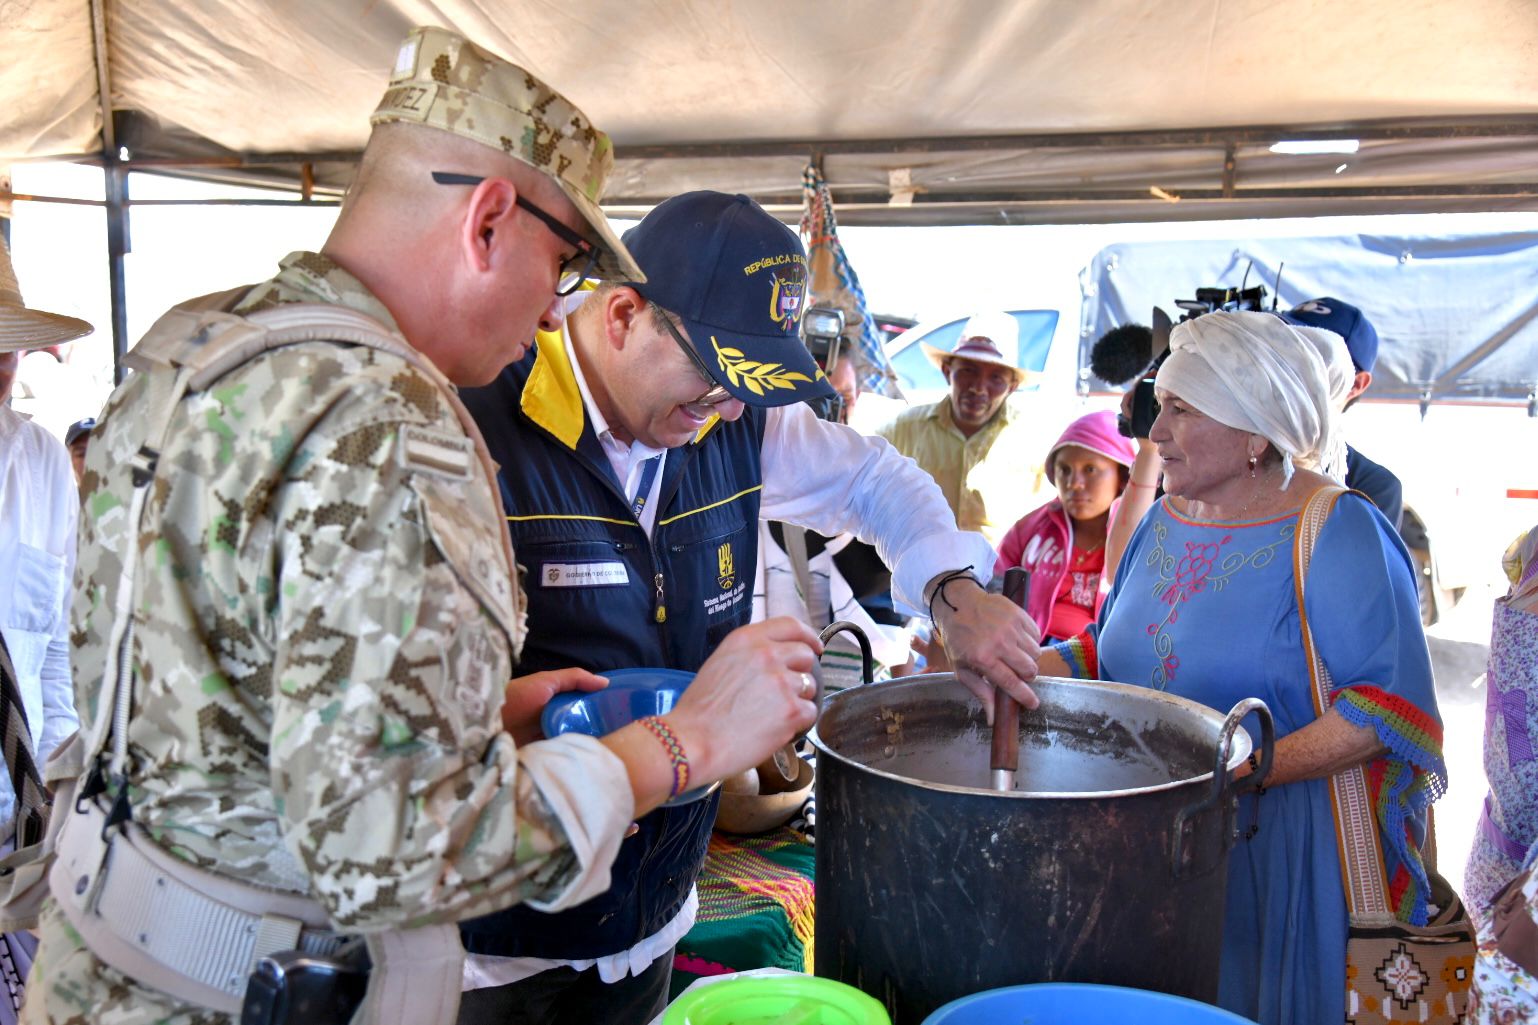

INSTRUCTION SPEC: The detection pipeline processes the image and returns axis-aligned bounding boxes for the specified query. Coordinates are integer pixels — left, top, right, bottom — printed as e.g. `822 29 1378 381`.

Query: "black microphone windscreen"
1089 323 1155 385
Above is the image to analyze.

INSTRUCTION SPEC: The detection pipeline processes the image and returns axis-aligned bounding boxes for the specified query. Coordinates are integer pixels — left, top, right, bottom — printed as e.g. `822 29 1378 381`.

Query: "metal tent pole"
103 163 130 383
91 0 131 383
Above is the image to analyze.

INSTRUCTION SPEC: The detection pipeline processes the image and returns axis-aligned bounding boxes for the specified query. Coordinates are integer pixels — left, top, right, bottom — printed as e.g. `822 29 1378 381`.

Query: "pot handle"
798 622 873 739
816 621 875 697
1232 697 1275 795
1170 697 1274 880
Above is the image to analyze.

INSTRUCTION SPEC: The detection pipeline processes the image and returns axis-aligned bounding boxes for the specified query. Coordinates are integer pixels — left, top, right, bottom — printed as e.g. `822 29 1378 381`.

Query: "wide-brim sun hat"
620 191 835 409
0 235 93 351
921 310 1028 388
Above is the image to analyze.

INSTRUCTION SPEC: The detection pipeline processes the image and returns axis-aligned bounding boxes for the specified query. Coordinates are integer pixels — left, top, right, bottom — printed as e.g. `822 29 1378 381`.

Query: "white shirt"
464 297 993 989
751 521 915 691
0 405 80 829
566 321 670 534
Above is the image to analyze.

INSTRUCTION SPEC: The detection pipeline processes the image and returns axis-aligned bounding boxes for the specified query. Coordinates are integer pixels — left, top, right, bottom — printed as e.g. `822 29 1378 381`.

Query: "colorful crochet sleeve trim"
1051 628 1099 680
1333 684 1448 925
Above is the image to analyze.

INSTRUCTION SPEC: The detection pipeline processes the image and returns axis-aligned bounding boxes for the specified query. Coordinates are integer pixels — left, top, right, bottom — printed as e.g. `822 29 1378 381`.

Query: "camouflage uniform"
24 253 632 1025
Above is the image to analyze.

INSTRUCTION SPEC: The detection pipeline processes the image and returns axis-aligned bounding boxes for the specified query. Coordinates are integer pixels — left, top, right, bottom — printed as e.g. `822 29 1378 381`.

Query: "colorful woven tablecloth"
670 827 816 999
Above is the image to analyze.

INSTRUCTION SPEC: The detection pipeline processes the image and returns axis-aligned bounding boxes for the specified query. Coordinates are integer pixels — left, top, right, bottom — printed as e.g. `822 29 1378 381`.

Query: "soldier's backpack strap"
52 295 500 1023
123 296 523 648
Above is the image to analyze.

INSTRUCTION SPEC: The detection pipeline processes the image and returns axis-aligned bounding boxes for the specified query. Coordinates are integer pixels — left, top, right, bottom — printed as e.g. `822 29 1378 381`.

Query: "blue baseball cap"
1284 297 1379 373
622 192 835 408
65 418 96 447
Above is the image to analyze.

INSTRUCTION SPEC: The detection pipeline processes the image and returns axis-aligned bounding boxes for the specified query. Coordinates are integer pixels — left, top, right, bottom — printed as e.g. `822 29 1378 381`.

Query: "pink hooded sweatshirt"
993 410 1135 639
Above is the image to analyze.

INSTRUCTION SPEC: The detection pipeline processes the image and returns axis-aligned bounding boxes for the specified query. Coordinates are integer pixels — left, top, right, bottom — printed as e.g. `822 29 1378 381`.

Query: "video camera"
1092 283 1272 439
801 305 848 423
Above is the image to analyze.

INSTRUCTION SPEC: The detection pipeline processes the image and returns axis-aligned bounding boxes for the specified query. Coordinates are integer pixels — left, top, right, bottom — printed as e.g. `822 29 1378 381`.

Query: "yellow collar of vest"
522 328 587 450
522 325 724 451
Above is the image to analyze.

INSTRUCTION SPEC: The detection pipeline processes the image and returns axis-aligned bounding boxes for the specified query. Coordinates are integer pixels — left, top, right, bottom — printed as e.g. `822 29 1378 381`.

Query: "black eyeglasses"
431 171 598 295
652 309 733 406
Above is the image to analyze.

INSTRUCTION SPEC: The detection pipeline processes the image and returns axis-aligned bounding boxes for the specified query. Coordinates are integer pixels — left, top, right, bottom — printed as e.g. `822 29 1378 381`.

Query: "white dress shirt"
0 406 80 829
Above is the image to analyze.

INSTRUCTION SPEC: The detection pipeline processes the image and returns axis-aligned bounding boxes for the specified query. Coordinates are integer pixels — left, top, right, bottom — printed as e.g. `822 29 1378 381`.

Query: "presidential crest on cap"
372 27 642 282
767 268 805 334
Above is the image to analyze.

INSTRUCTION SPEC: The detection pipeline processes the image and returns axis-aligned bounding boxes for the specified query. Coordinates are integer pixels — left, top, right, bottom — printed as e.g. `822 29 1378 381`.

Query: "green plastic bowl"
662 975 891 1025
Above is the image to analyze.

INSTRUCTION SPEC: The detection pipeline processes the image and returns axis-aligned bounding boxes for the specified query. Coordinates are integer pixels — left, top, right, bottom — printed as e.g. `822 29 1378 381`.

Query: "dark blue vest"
458 341 767 960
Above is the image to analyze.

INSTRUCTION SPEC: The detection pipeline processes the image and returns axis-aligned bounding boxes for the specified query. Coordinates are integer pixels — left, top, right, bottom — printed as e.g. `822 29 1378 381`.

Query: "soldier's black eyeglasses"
431 171 598 295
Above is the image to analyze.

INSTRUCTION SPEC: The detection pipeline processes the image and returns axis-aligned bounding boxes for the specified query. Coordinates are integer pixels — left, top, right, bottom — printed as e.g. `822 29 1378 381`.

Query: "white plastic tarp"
3 0 1537 224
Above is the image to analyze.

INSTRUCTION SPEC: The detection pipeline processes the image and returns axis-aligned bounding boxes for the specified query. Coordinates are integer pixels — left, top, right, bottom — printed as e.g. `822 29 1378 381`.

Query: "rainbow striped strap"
638 715 691 798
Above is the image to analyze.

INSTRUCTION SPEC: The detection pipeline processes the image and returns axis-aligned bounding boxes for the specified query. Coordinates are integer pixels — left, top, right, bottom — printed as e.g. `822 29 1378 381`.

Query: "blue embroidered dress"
1058 493 1445 1025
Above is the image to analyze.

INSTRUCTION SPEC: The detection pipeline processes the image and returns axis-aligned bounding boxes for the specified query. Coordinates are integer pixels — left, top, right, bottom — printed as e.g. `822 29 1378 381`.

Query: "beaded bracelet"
926 566 978 625
637 716 690 798
1246 750 1266 794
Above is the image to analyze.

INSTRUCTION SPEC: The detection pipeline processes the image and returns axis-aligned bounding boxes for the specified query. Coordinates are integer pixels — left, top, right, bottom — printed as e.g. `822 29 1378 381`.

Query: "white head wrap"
1155 311 1349 486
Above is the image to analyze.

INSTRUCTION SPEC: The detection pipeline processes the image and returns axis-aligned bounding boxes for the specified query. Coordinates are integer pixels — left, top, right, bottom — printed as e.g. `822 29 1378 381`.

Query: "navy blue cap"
1284 297 1379 373
622 192 834 408
65 417 95 447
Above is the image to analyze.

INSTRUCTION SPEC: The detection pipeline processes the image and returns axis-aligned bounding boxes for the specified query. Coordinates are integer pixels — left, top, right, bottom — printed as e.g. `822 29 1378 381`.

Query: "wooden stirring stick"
991 567 1031 791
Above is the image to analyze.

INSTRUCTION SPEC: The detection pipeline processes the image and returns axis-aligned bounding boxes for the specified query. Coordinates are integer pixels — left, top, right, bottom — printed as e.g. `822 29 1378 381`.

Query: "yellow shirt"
876 397 1039 545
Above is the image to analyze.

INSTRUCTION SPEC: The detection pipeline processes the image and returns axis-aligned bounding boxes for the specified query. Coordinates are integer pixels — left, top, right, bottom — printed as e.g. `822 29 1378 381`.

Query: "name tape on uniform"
541 561 630 588
398 426 474 480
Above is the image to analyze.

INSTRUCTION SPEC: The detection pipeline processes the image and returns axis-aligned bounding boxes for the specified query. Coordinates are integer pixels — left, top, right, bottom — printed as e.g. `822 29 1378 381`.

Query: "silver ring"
799 673 816 699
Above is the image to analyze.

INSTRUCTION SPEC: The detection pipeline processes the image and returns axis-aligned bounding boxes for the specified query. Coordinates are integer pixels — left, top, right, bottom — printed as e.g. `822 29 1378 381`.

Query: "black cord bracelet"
926 566 978 626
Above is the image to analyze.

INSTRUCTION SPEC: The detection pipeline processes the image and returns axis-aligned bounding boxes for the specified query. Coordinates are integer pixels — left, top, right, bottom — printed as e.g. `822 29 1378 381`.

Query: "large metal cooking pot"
809 663 1272 1025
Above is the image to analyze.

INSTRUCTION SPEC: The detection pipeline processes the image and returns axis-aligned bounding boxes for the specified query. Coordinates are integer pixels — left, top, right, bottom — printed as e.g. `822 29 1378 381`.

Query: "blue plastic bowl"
541 668 719 807
922 984 1259 1024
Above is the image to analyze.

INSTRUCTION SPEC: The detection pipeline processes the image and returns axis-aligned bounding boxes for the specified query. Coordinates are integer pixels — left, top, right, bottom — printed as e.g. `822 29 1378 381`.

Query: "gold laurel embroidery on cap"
431 54 452 83
711 337 813 397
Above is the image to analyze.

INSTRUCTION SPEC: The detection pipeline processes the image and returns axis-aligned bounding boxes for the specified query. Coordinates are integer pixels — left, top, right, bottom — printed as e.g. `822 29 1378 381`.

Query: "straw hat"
0 235 93 351
921 310 1026 388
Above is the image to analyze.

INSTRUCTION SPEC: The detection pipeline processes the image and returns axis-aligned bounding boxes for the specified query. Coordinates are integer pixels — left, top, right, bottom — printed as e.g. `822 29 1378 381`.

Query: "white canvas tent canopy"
3 0 1538 364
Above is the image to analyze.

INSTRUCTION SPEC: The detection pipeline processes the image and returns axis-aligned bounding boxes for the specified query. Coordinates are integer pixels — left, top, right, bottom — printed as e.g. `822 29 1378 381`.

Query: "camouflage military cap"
373 26 643 282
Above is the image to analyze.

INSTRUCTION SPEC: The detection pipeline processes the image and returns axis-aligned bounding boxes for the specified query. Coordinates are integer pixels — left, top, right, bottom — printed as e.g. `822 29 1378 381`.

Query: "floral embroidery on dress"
1140 519 1295 689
